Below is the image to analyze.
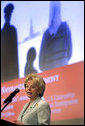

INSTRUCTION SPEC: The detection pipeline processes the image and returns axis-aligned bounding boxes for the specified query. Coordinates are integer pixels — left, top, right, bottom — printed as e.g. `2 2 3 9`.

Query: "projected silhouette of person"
1 3 19 82
24 47 38 76
39 1 72 71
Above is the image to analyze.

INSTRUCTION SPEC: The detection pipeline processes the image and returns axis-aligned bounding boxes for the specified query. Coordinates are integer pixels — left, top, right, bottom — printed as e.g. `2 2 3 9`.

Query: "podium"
1 119 17 125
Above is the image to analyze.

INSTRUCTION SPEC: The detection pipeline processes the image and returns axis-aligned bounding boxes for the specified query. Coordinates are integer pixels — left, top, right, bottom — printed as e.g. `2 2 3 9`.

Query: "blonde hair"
24 73 46 97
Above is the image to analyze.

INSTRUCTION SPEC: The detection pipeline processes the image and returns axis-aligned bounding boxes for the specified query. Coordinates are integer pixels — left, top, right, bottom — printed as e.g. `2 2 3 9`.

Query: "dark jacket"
39 22 72 71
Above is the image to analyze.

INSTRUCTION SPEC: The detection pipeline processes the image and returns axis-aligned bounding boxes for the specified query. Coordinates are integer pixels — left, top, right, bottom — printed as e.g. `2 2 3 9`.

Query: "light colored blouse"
18 97 51 125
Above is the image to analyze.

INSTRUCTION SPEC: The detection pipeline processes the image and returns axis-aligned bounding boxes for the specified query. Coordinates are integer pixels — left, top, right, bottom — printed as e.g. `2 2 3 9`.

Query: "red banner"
1 61 84 122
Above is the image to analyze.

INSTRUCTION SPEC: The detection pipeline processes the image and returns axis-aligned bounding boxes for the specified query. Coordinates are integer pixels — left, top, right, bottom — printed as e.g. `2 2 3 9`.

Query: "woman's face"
25 80 39 100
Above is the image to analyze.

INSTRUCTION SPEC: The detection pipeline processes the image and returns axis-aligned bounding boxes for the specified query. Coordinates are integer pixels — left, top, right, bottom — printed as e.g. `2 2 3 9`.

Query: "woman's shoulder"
38 98 50 108
37 98 51 113
22 102 29 109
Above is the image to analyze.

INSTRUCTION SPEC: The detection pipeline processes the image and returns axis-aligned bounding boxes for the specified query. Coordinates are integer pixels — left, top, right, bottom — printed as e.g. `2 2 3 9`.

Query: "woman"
14 73 51 125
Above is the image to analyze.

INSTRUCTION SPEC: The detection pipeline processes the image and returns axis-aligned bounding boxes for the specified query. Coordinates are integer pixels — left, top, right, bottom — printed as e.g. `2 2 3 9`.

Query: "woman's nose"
28 87 31 91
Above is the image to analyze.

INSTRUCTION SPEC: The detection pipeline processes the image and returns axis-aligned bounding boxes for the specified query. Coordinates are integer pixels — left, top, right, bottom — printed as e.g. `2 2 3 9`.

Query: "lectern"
1 119 17 125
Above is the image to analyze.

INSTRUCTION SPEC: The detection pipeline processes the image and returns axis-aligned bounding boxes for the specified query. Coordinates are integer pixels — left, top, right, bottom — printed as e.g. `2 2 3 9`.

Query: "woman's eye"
25 85 36 89
25 85 29 88
31 86 36 88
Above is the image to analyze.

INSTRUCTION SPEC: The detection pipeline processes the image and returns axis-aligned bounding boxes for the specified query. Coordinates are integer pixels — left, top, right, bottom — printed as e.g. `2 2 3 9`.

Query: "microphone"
3 88 20 104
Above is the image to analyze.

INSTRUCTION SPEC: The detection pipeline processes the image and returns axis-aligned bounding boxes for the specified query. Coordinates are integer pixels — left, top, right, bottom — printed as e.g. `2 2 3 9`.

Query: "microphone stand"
1 99 12 113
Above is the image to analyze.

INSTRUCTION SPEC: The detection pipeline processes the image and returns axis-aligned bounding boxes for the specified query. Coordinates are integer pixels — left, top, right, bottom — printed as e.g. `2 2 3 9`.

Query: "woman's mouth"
27 92 32 95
